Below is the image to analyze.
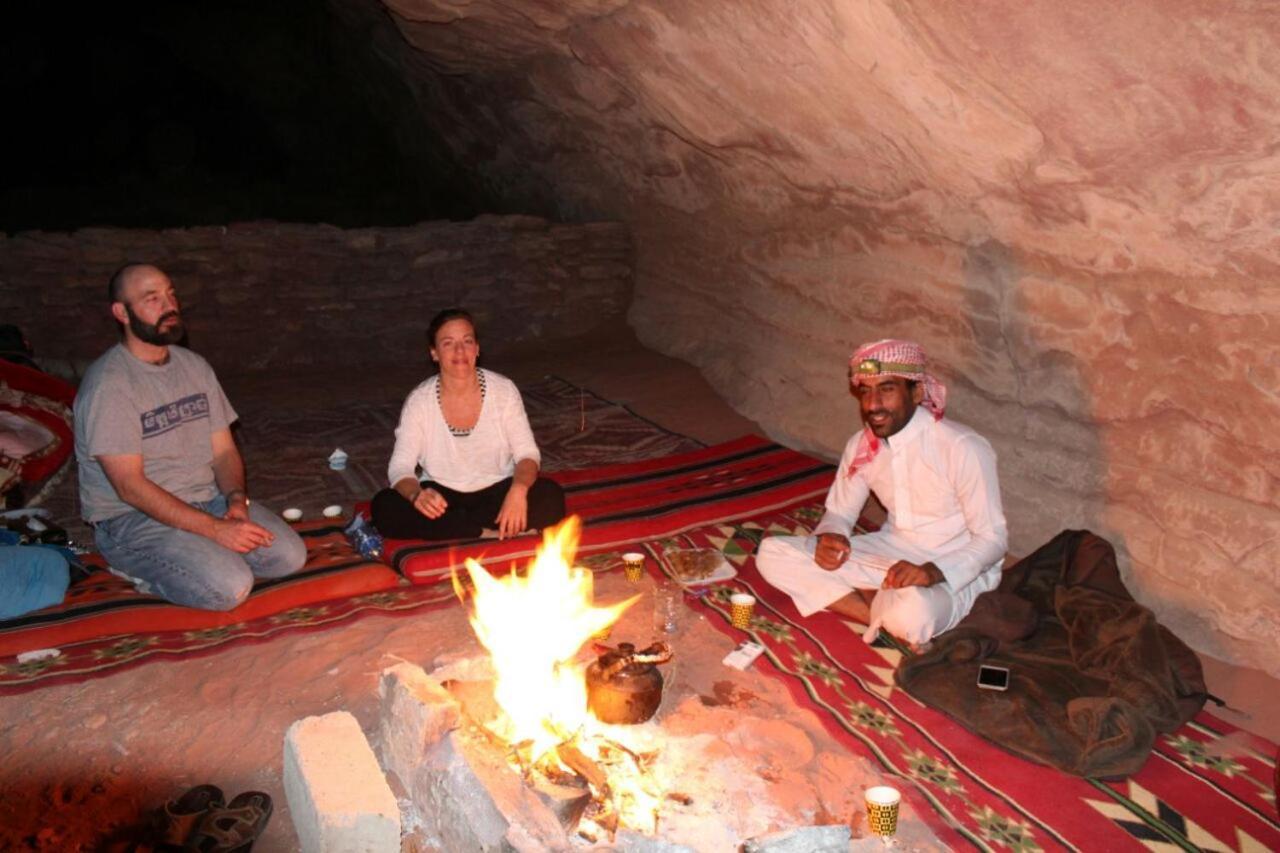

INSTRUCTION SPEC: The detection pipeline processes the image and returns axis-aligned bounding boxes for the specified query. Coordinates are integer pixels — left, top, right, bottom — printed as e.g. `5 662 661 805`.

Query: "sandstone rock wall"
0 217 632 377
335 0 1280 674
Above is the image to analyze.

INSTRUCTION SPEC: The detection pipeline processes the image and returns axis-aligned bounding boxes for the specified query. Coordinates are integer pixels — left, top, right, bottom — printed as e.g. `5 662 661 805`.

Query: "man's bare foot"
826 590 875 623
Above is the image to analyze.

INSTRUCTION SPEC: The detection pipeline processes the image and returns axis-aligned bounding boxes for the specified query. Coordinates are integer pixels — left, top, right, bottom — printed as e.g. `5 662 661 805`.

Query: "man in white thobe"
756 339 1007 648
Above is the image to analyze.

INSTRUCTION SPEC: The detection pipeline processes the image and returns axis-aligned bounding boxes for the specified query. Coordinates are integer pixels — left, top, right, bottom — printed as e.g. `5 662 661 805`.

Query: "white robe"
757 407 1007 646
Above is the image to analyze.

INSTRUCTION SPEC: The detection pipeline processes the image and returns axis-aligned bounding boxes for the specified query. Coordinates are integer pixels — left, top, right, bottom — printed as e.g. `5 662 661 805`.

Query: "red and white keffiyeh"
845 339 947 478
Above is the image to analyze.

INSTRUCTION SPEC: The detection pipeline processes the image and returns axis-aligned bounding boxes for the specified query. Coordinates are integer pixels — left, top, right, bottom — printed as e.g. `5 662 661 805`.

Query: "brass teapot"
585 641 672 724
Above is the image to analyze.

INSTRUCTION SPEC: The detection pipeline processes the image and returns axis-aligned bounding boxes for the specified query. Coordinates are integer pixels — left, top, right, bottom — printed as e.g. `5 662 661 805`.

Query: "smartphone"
977 664 1010 691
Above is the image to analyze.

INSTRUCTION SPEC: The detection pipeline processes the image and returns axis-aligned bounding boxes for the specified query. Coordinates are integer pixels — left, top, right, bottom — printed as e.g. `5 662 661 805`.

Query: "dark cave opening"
0 0 485 233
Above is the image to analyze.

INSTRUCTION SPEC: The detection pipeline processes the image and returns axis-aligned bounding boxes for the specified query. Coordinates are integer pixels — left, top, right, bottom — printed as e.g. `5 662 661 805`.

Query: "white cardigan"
386 369 541 493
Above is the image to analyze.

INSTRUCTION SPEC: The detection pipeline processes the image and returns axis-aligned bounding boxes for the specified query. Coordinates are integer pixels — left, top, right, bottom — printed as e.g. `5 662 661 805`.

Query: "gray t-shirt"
74 344 237 522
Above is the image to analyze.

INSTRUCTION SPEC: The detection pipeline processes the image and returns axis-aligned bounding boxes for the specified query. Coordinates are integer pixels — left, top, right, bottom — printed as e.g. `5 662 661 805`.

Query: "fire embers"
449 678 676 842
545 733 666 841
451 518 678 840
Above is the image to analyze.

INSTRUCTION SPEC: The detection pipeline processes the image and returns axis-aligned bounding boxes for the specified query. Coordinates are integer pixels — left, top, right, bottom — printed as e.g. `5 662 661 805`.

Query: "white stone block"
377 662 460 788
284 710 401 852
743 825 852 852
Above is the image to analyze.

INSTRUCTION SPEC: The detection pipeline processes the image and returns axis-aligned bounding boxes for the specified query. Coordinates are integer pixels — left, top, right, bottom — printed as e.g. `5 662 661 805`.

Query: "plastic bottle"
343 515 384 560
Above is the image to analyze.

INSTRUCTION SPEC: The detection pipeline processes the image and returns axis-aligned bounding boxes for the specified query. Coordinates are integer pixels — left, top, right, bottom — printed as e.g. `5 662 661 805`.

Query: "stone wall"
332 0 1280 676
0 216 632 377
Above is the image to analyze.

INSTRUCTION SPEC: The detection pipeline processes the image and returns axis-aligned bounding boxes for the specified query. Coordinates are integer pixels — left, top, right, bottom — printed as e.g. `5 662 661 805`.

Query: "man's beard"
126 304 185 346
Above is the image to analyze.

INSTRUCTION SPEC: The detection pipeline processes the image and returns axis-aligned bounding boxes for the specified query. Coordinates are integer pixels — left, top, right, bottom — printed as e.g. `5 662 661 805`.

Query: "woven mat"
663 505 1280 852
0 434 831 694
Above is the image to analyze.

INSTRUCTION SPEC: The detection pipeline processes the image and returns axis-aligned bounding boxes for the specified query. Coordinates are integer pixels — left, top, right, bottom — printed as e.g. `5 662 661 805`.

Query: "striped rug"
0 436 833 693
6 452 1274 853
384 434 835 583
659 506 1280 852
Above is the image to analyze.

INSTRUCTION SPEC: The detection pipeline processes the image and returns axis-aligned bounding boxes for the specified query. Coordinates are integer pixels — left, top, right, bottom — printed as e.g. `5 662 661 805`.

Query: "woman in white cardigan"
370 308 565 541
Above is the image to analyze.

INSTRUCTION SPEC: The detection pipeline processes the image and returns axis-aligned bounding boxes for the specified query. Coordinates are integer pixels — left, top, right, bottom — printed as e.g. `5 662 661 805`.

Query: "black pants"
370 476 566 541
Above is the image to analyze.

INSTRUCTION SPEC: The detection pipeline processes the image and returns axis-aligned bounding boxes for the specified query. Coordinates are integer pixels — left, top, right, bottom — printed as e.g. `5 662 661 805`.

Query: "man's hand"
495 483 529 540
98 451 271 553
815 533 852 570
223 490 250 521
413 488 448 519
882 560 944 589
212 518 275 554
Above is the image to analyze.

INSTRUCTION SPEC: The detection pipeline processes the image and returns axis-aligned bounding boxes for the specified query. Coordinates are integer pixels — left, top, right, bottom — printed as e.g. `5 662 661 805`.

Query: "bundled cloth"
896 530 1207 778
0 359 75 508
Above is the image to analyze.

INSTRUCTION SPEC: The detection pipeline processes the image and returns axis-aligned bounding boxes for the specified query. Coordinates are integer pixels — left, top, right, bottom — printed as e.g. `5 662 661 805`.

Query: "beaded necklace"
437 368 486 437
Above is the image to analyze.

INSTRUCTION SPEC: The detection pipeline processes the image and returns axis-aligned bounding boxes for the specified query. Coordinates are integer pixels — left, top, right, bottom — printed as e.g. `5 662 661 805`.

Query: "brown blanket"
895 530 1207 778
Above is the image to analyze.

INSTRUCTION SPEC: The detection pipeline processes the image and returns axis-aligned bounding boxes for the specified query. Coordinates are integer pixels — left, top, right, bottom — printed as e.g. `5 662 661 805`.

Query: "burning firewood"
533 751 582 788
595 801 621 837
529 774 592 832
597 736 659 771
556 741 610 795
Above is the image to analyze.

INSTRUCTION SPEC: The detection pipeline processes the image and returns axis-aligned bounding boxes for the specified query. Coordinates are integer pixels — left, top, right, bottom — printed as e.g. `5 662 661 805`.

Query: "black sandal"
155 784 225 849
186 790 273 852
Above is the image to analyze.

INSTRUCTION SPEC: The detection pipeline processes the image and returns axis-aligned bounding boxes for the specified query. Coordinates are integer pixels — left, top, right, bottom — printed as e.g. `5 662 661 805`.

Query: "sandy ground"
0 327 1273 850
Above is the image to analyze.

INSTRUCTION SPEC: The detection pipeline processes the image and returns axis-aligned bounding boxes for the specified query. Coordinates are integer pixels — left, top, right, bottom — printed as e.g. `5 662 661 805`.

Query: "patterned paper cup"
729 593 756 629
622 552 645 583
865 785 901 837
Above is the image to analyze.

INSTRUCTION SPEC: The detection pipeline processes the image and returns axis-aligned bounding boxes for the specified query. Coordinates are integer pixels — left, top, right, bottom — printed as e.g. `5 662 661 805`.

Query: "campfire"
286 515 880 850
450 517 680 841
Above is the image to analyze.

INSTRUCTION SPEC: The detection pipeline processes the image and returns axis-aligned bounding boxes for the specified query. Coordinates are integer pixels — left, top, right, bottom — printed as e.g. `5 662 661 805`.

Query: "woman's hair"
427 307 477 348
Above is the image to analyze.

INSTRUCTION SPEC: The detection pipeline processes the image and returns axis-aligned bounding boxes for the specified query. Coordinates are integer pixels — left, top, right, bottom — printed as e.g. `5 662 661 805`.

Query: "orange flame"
457 516 639 760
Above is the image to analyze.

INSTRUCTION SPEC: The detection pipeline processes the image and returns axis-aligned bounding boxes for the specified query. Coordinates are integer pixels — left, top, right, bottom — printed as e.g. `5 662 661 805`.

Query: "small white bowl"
322 504 343 518
282 508 303 522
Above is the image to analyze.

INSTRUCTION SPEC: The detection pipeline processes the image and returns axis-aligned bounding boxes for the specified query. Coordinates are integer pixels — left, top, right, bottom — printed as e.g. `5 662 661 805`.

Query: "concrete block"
612 830 698 852
284 710 401 853
743 824 852 852
377 662 461 788
412 726 568 852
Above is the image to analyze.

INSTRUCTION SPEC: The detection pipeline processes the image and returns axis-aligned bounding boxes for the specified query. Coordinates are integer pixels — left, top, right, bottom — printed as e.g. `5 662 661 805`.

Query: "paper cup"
729 593 756 629
322 504 343 518
622 552 645 583
865 785 901 837
282 508 303 522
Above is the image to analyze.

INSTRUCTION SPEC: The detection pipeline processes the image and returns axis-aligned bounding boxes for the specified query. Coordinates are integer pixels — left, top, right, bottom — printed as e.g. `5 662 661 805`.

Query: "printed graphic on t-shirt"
140 393 210 439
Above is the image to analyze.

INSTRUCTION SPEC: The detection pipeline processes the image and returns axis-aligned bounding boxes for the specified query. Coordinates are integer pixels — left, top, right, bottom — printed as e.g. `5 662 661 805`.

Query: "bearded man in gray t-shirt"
73 264 305 610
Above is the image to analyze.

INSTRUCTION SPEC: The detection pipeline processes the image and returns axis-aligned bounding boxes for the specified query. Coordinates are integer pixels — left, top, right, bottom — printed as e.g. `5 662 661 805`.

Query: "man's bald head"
108 262 164 305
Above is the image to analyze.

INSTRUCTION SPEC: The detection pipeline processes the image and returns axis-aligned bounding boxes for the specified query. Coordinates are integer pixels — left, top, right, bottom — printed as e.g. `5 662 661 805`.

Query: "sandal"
156 784 225 848
187 790 273 852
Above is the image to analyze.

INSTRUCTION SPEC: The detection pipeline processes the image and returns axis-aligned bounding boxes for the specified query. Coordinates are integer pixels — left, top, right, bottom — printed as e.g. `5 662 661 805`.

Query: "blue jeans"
94 496 306 611
0 545 70 620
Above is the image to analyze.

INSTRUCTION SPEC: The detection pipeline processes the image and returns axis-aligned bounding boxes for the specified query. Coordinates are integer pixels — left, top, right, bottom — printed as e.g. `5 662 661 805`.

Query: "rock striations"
332 0 1280 674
